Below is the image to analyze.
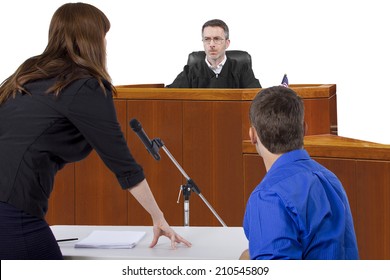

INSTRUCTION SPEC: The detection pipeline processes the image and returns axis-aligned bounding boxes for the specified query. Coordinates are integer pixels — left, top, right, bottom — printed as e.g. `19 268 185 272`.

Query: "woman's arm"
129 179 192 249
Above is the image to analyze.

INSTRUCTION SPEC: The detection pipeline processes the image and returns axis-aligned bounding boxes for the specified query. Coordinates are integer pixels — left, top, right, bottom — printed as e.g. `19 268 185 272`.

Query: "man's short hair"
202 19 229 39
249 86 305 154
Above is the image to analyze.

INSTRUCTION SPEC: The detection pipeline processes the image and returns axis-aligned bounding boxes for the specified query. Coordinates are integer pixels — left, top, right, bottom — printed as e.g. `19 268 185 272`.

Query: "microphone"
129 118 161 161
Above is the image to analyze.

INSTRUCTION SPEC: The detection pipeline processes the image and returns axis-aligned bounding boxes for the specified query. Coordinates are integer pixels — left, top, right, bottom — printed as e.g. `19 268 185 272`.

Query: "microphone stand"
151 138 227 227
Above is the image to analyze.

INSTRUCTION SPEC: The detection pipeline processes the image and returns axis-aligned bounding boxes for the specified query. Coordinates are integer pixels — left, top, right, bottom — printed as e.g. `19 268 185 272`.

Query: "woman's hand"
149 218 192 249
128 179 192 249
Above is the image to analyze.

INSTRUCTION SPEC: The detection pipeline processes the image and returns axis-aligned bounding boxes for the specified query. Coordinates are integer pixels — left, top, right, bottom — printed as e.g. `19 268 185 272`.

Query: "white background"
1 0 389 143
2 260 390 279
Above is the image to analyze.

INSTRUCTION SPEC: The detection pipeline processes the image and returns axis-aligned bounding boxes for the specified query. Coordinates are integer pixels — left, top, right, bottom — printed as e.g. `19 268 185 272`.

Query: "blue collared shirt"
243 149 359 259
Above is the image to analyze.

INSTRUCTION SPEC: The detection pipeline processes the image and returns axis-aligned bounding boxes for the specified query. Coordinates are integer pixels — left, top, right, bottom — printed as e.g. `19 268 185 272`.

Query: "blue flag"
281 74 288 87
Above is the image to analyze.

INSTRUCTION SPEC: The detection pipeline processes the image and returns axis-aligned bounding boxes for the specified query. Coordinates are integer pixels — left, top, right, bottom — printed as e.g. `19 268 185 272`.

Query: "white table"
51 225 248 260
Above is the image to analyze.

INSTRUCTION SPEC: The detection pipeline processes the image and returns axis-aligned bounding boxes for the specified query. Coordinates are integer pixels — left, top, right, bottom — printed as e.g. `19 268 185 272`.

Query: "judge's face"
202 26 230 64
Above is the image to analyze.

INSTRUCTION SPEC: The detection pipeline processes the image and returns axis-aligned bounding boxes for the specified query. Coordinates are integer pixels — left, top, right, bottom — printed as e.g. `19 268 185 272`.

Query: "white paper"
74 230 146 249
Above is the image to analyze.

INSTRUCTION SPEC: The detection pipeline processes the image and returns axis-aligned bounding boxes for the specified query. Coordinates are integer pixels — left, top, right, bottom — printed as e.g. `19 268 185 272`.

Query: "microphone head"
130 118 142 132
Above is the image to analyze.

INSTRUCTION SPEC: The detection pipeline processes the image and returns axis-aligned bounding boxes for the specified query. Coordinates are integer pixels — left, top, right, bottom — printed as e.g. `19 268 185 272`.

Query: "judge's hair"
202 19 229 39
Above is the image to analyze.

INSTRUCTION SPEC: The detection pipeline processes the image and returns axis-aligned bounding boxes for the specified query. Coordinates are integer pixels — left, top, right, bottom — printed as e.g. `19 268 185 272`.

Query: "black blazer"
0 78 145 218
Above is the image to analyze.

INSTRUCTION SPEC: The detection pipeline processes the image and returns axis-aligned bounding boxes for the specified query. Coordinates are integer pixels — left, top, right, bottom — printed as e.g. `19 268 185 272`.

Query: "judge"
167 19 261 88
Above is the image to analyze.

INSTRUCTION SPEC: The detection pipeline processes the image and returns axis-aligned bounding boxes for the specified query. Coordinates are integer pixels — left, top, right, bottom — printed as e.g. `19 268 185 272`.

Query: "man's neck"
257 143 282 171
205 55 227 69
263 153 282 171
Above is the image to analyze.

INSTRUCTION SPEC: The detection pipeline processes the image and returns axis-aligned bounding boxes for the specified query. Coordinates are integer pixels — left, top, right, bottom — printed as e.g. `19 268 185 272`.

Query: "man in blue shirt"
242 86 359 260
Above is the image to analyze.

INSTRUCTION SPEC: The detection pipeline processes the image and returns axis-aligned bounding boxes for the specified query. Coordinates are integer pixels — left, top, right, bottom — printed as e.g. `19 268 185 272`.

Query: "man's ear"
249 126 257 145
225 39 231 49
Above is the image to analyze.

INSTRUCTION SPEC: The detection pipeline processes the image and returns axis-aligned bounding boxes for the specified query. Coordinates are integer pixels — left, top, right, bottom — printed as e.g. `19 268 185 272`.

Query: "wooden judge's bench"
47 84 390 260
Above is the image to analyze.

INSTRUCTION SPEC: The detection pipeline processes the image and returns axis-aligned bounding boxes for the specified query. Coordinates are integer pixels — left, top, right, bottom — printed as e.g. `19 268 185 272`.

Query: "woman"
0 2 191 259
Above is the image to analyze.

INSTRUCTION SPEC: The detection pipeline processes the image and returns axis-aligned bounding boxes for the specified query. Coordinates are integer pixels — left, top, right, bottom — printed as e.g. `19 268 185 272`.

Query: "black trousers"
0 202 63 260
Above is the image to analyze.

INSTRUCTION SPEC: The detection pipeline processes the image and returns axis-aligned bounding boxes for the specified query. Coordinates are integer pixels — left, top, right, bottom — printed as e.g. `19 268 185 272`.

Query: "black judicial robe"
167 57 261 88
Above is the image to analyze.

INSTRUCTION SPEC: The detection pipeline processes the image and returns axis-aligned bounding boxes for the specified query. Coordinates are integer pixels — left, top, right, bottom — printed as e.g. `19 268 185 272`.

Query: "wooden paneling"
241 85 337 140
125 99 245 226
355 161 390 259
46 164 75 225
304 98 334 135
243 154 266 205
126 100 183 225
74 151 128 225
48 85 337 228
182 101 244 226
46 84 390 259
74 100 128 225
116 83 164 88
312 158 357 217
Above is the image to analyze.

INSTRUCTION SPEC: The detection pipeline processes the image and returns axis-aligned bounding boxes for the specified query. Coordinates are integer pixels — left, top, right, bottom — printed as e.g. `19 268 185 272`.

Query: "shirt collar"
205 55 227 74
268 149 310 174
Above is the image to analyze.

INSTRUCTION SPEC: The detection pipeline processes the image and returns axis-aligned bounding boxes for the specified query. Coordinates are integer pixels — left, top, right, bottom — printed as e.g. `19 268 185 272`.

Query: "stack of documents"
75 230 146 249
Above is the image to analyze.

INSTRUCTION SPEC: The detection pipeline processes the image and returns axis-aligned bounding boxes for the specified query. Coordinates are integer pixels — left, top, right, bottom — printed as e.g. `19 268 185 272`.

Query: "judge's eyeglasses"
202 37 225 45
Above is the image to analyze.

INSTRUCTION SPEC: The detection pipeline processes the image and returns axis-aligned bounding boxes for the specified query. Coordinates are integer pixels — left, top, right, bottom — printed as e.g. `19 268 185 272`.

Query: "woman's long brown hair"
0 2 114 105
